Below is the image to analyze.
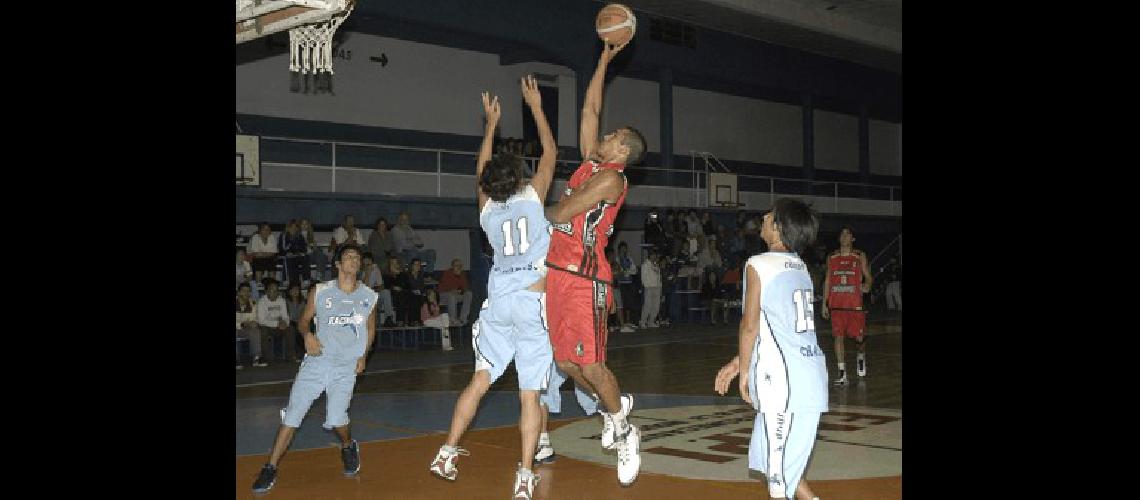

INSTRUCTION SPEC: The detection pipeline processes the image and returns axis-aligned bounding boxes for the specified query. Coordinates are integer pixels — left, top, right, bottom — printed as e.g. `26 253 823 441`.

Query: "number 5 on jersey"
500 217 530 256
792 289 815 333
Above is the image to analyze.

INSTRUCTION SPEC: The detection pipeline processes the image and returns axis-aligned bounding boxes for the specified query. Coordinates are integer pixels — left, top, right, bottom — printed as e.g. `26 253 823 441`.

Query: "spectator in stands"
421 289 454 351
701 212 716 239
278 219 309 288
405 258 429 325
882 256 902 311
727 227 746 262
248 222 278 283
257 279 296 363
384 256 413 325
670 216 687 260
685 210 702 238
710 258 742 325
367 217 395 264
359 252 396 326
285 282 306 359
643 209 666 254
333 215 364 253
696 234 724 274
438 258 473 327
616 242 639 330
300 218 327 281
605 249 632 333
236 249 253 289
236 282 266 368
639 248 662 328
392 212 437 273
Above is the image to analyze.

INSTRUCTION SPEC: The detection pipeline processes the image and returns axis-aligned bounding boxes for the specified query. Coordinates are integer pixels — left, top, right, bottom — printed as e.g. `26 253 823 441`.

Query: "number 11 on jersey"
500 217 530 256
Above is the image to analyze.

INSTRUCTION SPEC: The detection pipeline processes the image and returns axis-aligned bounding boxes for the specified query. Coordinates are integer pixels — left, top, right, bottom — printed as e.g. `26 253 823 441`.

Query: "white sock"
838 362 846 371
611 412 629 435
539 432 550 445
857 353 865 361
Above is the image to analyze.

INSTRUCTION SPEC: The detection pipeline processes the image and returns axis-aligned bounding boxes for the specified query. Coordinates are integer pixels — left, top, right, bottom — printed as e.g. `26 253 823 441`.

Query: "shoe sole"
252 478 276 494
344 465 360 476
430 470 458 481
534 453 557 465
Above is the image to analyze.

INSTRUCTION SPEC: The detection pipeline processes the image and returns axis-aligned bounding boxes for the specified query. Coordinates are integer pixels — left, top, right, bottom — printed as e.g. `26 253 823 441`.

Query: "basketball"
596 3 636 46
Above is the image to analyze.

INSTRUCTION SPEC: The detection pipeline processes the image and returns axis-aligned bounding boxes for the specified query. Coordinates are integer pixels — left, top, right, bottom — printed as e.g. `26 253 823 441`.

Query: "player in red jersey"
543 40 646 486
820 226 873 385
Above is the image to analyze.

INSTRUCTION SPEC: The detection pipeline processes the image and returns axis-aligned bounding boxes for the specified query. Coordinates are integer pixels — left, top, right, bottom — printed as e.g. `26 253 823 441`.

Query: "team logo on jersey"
328 313 365 326
549 404 901 482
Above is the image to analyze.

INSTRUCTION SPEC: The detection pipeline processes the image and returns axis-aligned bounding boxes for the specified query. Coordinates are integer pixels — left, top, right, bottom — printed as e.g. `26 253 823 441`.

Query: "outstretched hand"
521 75 542 108
481 91 501 124
600 39 630 63
714 356 740 395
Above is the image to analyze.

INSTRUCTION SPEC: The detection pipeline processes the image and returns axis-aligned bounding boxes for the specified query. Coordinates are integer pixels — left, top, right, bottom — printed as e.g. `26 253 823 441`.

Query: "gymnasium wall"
238 32 899 172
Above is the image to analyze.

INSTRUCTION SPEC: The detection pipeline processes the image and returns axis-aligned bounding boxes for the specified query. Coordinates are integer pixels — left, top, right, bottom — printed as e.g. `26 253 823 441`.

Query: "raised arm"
579 41 628 159
522 75 557 202
475 91 502 212
544 169 624 224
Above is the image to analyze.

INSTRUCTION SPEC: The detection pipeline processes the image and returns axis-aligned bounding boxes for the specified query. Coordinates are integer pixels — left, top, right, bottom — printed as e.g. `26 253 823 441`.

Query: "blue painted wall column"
659 66 674 185
802 93 815 197
859 103 871 198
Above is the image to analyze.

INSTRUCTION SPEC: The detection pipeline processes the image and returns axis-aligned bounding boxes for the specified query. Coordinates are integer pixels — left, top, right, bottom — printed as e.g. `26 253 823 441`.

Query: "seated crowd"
237 207 846 368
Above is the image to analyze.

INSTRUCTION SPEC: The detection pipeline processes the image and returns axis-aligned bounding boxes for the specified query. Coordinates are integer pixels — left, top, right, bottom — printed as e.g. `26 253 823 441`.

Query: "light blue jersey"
744 253 828 413
480 184 551 297
312 280 379 364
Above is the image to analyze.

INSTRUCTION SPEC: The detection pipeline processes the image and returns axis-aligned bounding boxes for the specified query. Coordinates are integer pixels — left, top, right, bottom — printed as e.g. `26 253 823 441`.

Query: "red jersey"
546 159 628 283
826 251 865 310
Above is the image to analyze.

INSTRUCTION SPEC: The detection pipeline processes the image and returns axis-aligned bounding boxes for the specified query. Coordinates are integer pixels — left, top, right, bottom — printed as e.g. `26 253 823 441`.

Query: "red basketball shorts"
830 310 866 339
546 269 612 365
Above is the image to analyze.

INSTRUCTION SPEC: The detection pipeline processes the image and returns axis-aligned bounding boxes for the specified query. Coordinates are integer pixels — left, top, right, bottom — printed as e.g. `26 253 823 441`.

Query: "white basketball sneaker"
834 369 848 386
616 424 641 486
429 444 469 481
857 354 867 377
512 465 538 499
601 394 633 450
534 434 555 464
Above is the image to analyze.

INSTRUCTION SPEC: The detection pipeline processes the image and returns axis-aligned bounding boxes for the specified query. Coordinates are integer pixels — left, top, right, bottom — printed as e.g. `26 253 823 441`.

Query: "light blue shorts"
472 290 553 391
540 363 599 415
280 354 357 429
748 411 821 499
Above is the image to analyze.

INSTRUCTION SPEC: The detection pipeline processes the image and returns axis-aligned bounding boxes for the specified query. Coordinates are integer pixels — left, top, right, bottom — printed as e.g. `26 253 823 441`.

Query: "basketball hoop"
236 0 354 87
288 2 353 76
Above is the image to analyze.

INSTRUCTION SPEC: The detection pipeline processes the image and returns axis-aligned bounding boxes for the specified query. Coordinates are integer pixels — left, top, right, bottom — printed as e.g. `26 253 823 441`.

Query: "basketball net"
288 2 353 76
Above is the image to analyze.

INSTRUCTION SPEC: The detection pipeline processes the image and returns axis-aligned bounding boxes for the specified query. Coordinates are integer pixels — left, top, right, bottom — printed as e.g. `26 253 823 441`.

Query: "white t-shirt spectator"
236 260 252 286
334 226 363 246
641 259 661 288
257 295 290 328
391 225 423 254
248 233 278 255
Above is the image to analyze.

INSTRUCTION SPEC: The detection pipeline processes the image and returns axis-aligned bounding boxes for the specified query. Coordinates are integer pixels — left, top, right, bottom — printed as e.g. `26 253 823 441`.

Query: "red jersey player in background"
821 226 873 386
544 39 647 487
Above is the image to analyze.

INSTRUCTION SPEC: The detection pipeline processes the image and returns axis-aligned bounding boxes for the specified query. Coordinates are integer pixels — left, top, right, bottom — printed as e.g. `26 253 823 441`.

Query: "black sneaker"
341 440 361 476
252 464 277 493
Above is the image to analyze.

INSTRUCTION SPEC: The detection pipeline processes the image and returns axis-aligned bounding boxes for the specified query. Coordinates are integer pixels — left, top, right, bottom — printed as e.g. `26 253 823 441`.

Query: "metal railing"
252 135 902 209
